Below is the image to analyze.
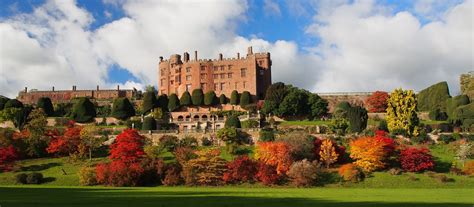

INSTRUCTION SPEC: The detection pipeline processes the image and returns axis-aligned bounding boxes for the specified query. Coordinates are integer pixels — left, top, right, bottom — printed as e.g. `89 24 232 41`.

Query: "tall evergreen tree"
191 89 204 106
180 91 192 106
168 93 180 112
142 91 157 114
36 97 54 117
230 90 239 105
111 97 135 120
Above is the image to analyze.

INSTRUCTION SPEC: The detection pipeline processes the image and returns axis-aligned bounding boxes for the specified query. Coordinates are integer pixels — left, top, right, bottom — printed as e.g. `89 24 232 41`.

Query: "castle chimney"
247 46 253 55
24 87 27 93
219 53 223 60
159 56 163 62
194 51 198 61
72 86 75 91
117 85 120 91
52 86 55 92
237 52 240 59
97 85 99 91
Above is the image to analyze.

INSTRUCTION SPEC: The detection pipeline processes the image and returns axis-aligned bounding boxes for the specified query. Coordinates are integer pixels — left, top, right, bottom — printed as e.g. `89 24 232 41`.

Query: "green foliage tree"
70 97 96 123
80 126 105 161
262 82 288 115
142 117 157 130
204 91 217 106
346 106 368 133
225 115 241 128
219 94 227 104
36 97 54 117
452 103 474 131
168 93 180 112
240 91 251 107
230 90 239 105
157 94 169 111
307 93 328 120
4 99 23 109
14 107 31 130
24 108 48 157
0 96 10 110
180 91 192 106
386 88 420 136
277 87 309 117
142 91 157 114
111 97 135 120
417 81 451 112
192 89 204 106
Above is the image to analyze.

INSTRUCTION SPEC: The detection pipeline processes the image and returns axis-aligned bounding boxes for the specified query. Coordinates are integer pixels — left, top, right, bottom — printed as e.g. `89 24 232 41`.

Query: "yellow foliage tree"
319 139 338 168
386 88 420 136
349 137 387 172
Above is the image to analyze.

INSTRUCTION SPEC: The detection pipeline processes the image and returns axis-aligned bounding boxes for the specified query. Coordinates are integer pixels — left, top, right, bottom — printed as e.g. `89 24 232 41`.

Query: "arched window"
177 116 184 122
193 115 200 121
201 115 208 121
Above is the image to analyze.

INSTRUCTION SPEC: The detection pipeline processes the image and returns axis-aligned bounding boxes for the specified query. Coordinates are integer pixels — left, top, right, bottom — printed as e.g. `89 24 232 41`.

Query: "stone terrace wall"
317 92 372 112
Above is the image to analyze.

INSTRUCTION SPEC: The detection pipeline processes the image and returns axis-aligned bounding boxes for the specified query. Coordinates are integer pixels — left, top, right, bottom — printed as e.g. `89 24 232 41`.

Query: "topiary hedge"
180 91 192 106
417 81 451 112
142 117 157 130
191 89 204 106
70 97 96 123
230 90 239 105
240 91 251 107
346 106 368 133
36 97 54 116
219 94 227 104
446 95 470 119
225 115 241 128
111 97 135 120
142 91 157 114
204 91 217 106
167 93 180 112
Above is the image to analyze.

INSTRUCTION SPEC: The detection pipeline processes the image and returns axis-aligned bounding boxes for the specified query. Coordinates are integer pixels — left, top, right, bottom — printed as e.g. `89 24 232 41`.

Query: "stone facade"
17 85 137 105
460 71 474 100
158 46 272 100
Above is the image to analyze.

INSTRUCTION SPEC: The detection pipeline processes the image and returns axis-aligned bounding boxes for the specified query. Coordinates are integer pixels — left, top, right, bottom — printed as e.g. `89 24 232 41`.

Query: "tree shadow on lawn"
433 158 451 173
0 187 470 207
19 162 62 172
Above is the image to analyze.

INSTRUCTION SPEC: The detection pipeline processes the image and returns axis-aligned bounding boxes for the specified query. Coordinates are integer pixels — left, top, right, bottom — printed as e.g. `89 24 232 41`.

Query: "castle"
158 46 272 100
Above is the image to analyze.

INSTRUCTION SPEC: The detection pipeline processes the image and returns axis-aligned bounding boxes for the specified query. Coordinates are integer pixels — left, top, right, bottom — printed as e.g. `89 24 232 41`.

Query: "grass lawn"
279 120 330 126
0 186 472 207
420 120 449 125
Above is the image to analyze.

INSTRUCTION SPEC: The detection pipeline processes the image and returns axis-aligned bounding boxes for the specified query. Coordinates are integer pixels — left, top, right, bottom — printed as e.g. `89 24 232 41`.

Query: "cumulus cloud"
263 0 282 17
306 0 473 94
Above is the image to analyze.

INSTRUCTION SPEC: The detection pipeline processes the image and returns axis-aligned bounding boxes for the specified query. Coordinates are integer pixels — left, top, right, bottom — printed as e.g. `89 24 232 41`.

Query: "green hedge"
191 89 204 106
180 91 192 106
111 97 135 120
70 97 96 123
37 97 54 116
417 81 451 112
168 94 180 112
142 117 157 130
225 115 241 128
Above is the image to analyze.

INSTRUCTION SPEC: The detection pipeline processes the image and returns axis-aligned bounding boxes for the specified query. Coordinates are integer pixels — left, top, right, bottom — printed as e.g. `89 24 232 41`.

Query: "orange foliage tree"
255 141 293 175
349 136 390 172
319 139 338 168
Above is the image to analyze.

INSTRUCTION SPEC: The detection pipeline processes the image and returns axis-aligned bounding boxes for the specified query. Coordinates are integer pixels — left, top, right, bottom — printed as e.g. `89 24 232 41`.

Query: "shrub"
26 172 43 184
230 90 239 105
174 147 197 165
162 163 182 186
70 97 96 123
463 160 474 176
365 91 389 113
386 88 420 136
0 96 9 110
178 136 197 148
287 159 320 187
313 138 346 163
191 89 204 106
446 95 470 119
259 129 275 142
255 141 293 175
319 139 338 168
338 163 364 183
4 99 23 109
143 145 164 160
96 161 144 186
428 108 448 121
400 147 435 172
223 155 258 184
349 136 389 172
438 134 455 144
111 98 135 120
109 129 145 163
15 173 27 184
277 131 315 161
36 97 54 116
219 94 227 104
329 118 349 135
417 81 451 112
181 149 228 186
0 145 18 172
225 115 241 128
240 91 251 107
241 119 259 128
347 106 368 133
255 162 281 186
142 117 157 130
79 166 97 186
159 135 179 151
142 91 157 114
46 125 82 156
167 93 180 112
201 137 213 146
204 91 217 106
180 91 192 106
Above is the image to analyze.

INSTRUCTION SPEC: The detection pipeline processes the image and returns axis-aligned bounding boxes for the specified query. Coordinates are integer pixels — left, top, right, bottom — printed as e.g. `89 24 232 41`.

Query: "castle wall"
317 92 372 112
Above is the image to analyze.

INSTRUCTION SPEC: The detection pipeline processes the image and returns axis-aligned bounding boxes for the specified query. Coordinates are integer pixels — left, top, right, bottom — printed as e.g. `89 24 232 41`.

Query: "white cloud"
263 0 282 17
306 0 473 94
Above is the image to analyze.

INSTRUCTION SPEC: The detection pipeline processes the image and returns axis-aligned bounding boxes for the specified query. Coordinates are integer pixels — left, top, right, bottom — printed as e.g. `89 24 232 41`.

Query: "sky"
0 0 472 98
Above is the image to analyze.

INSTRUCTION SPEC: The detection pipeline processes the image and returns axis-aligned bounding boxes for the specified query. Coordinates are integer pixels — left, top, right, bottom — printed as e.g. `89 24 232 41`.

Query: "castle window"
213 74 218 79
175 76 180 83
228 73 232 78
220 66 225 71
228 65 232 70
200 73 207 81
186 75 192 81
186 67 191 73
214 83 218 90
243 81 246 88
201 66 206 71
186 84 192 91
241 68 247 77
220 73 225 79
214 66 218 71
170 80 174 85
220 83 225 90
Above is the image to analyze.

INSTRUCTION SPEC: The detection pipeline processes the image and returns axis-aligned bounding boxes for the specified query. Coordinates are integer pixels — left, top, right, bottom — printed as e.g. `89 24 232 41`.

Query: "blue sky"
0 0 471 97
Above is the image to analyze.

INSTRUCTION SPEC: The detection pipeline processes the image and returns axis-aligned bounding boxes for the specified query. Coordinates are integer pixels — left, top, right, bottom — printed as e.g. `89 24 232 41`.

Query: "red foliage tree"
95 161 144 186
365 91 389 113
109 129 145 163
399 147 434 172
255 162 282 185
374 130 396 155
223 155 258 184
0 145 19 172
313 138 346 163
46 125 82 155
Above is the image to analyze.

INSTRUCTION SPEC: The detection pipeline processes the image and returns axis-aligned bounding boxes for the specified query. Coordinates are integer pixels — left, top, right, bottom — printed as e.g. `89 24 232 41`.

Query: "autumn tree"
47 124 82 156
365 91 389 113
181 149 228 186
349 136 390 172
24 108 48 157
255 141 293 175
0 145 18 172
109 129 145 163
319 139 338 168
80 125 105 161
386 88 420 136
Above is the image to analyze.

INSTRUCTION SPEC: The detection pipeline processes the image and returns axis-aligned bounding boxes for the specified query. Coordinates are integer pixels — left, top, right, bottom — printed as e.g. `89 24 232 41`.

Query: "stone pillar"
194 51 198 61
